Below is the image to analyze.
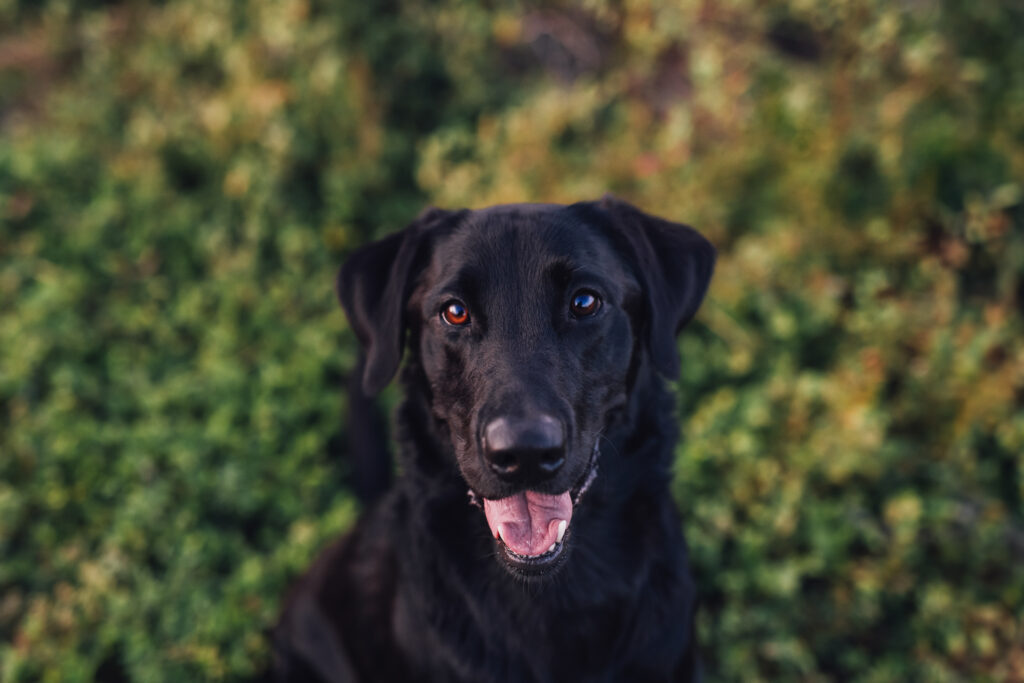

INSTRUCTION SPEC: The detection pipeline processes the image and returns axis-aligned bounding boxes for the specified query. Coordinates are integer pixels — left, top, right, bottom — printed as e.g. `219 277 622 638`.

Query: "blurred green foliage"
1 0 1022 681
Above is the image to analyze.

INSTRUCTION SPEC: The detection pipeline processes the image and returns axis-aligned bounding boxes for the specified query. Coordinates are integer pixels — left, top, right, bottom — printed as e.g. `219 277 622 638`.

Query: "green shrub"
1 0 1021 680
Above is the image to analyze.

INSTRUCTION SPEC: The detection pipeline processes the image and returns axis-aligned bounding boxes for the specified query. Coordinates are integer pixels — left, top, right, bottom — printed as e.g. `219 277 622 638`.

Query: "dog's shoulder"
273 503 408 682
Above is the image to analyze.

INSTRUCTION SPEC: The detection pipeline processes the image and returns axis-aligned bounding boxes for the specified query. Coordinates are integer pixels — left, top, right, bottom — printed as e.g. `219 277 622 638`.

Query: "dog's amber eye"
441 300 470 326
570 290 601 317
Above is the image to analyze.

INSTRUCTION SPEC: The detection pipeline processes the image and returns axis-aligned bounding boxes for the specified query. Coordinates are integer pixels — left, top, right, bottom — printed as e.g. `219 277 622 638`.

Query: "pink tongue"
483 491 572 556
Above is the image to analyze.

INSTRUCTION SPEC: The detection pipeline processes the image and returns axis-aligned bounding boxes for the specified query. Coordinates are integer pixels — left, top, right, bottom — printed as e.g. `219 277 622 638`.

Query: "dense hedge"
1 1 1022 681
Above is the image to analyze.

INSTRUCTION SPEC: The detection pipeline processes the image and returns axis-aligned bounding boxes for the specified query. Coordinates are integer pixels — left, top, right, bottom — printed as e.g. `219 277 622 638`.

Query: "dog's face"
338 197 714 578
414 208 637 572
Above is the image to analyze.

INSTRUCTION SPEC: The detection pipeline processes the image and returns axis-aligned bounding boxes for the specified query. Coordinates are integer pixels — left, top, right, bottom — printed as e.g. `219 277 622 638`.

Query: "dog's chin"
467 442 600 579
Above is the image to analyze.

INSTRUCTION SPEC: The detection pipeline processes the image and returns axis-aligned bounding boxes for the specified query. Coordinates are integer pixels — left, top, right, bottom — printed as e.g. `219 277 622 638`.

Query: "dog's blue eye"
570 290 601 317
441 300 470 326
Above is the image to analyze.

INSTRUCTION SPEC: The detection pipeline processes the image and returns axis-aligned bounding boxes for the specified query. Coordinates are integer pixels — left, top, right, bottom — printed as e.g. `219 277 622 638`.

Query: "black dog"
272 196 715 682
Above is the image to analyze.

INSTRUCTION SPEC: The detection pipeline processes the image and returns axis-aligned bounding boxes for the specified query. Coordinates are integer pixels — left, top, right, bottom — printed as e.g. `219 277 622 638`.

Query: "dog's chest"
391 576 643 683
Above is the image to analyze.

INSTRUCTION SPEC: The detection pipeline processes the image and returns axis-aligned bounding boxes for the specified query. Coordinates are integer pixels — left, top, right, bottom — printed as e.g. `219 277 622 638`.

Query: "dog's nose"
483 415 565 483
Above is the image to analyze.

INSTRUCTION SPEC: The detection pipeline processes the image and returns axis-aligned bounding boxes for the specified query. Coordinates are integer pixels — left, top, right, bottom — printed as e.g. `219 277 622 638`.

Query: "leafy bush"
1 0 1021 680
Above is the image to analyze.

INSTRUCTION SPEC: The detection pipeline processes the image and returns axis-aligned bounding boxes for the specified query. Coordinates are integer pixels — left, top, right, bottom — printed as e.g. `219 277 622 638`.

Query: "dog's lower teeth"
548 543 556 553
556 520 567 543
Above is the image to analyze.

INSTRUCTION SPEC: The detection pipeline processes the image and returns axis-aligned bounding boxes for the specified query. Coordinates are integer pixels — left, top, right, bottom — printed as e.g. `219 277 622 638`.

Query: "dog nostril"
537 451 565 474
488 450 521 475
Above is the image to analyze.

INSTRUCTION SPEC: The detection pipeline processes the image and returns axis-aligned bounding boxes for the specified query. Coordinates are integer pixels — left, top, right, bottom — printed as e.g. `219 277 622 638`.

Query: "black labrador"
272 196 715 682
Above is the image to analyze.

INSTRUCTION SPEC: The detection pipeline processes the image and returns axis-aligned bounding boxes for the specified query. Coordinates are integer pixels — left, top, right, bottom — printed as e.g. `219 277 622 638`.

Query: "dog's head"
338 197 714 577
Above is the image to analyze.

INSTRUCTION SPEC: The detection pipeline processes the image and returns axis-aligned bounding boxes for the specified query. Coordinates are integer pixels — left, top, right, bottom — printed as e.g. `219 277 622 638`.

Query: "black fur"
273 197 716 682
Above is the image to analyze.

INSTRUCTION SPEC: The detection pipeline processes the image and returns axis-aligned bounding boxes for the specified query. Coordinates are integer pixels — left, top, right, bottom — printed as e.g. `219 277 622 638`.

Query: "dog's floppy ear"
598 195 716 379
337 207 459 395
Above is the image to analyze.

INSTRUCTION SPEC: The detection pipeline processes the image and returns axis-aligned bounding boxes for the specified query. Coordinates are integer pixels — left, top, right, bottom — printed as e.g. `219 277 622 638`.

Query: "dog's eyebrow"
546 258 584 283
547 258 620 294
430 266 485 299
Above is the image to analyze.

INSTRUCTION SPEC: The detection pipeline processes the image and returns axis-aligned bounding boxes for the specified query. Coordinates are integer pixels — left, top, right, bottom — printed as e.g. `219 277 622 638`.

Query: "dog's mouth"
473 441 599 574
484 491 570 564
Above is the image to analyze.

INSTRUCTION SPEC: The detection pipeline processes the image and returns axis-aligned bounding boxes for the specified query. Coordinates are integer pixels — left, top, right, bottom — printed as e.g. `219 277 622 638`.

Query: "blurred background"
1 0 1022 680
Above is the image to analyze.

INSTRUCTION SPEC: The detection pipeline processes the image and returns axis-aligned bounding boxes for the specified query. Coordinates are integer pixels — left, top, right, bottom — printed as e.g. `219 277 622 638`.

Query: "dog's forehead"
429 205 627 280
